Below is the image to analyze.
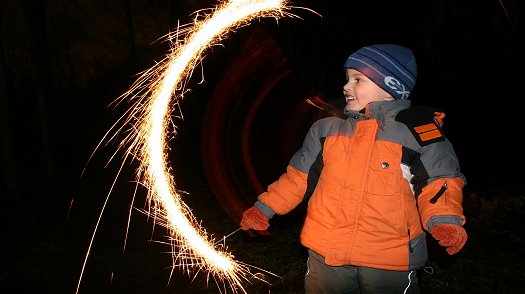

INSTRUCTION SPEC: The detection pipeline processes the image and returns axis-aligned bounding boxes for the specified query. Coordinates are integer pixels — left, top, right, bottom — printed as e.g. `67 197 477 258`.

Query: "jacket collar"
344 99 411 120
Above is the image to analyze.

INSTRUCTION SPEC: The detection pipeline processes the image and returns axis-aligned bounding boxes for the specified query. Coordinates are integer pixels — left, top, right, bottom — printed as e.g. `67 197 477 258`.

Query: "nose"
343 80 352 93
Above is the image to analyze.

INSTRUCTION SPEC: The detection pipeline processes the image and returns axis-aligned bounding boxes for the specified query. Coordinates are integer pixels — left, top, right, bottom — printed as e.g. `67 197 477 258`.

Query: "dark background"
1 0 524 293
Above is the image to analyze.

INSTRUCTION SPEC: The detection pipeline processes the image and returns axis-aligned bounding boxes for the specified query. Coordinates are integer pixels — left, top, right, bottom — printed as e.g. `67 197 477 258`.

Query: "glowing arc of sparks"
137 0 290 290
75 1 306 292
148 0 286 272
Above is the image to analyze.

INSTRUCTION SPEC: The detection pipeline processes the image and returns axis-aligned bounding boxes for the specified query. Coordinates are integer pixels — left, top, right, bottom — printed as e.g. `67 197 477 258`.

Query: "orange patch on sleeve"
414 123 436 133
420 129 442 141
414 123 443 142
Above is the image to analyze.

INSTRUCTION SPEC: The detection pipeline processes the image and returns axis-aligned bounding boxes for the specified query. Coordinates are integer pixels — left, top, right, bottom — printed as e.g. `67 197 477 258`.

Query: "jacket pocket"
366 155 400 196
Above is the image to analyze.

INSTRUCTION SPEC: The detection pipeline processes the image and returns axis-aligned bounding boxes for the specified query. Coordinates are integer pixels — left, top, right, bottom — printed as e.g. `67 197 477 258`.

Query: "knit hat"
344 44 417 100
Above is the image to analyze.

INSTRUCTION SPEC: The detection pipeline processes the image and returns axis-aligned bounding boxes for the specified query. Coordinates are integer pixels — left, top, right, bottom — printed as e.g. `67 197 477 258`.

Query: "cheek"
355 88 372 101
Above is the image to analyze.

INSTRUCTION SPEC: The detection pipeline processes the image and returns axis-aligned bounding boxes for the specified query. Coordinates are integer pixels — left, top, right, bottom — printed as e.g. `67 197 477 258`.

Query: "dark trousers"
304 249 420 294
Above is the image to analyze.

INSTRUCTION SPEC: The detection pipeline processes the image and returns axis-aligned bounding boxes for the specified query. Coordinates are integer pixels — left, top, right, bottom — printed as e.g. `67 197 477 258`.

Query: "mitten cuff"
255 201 276 219
427 215 464 230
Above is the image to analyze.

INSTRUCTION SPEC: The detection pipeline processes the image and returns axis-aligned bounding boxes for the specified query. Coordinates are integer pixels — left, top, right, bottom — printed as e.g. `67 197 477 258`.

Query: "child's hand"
430 224 467 255
240 206 270 231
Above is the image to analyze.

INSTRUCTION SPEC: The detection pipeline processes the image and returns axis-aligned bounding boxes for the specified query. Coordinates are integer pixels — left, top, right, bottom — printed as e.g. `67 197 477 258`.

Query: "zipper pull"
429 181 448 204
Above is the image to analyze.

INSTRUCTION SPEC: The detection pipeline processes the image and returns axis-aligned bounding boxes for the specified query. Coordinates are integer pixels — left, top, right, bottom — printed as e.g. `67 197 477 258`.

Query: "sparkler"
77 0 300 293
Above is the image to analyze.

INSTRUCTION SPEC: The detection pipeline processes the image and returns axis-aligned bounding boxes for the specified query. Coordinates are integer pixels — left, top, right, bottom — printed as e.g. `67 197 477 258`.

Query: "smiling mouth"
346 96 356 102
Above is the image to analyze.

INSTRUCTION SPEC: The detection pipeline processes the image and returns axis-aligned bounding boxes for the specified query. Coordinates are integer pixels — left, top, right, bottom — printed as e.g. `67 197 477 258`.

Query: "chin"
345 104 364 112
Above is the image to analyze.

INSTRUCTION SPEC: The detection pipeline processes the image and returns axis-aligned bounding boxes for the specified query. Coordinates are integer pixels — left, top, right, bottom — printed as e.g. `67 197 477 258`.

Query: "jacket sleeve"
415 139 466 231
258 119 326 215
258 165 309 215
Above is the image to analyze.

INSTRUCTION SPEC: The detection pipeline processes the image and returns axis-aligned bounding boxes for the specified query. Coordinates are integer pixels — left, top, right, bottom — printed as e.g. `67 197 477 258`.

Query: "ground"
3 161 524 293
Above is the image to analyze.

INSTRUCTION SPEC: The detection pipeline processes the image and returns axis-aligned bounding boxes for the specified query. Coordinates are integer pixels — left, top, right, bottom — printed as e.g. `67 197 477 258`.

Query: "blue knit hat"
344 44 417 100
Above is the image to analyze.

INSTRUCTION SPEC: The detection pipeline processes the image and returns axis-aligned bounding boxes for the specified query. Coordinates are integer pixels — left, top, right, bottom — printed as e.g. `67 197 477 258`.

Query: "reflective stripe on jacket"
258 99 466 271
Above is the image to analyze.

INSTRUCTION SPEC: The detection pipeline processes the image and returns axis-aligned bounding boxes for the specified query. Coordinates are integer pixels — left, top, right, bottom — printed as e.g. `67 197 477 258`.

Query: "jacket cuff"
254 201 276 218
427 215 464 230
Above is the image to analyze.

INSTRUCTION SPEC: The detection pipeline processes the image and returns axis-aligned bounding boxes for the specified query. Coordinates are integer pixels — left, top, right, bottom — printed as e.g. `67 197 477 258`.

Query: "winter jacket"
255 99 466 271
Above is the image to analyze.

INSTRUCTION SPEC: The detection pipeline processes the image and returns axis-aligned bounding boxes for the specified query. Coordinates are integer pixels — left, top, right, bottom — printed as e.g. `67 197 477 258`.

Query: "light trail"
78 0 298 293
142 0 288 283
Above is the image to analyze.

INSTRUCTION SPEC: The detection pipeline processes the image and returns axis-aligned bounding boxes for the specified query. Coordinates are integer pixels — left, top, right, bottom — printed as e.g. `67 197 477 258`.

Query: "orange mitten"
240 206 270 231
430 224 467 255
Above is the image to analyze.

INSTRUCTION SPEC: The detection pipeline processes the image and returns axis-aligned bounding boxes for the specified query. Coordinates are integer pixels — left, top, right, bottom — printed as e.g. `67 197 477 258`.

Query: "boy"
241 44 467 293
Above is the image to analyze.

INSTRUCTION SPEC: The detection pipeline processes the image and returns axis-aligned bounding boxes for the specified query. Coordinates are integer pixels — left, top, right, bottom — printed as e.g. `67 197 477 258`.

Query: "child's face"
343 69 394 112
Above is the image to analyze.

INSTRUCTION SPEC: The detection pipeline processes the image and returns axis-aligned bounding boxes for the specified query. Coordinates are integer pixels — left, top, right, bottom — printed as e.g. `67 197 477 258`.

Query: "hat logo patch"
385 76 410 99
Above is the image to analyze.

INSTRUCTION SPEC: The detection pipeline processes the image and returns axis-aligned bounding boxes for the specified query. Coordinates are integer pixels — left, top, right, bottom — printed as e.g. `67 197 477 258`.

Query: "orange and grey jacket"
255 99 466 271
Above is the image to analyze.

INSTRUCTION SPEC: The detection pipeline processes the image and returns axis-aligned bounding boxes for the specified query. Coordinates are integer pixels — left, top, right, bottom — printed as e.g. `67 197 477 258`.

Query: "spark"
77 0 300 293
497 0 514 29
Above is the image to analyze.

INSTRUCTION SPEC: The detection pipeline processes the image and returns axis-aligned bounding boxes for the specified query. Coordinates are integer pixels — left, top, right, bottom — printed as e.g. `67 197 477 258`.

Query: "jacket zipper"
429 181 448 204
407 228 413 253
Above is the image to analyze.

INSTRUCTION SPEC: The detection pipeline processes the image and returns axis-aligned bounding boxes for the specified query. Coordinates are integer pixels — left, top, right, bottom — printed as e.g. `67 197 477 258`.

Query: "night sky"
1 0 524 293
